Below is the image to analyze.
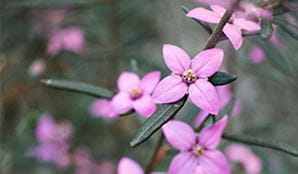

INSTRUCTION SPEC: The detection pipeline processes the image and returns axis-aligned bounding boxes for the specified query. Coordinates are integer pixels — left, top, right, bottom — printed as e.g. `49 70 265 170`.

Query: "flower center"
182 69 197 84
130 88 142 99
192 145 204 157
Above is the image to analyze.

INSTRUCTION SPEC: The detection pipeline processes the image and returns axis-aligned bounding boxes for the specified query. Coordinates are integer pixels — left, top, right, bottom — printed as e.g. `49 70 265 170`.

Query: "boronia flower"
111 71 160 117
117 157 165 174
162 116 230 174
225 144 262 174
152 44 223 114
187 5 261 50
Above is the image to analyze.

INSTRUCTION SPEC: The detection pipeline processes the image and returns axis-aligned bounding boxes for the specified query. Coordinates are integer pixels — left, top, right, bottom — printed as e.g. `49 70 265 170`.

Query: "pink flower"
26 115 73 168
89 99 119 119
117 157 165 174
249 45 266 64
111 71 160 117
162 116 230 174
225 144 262 174
237 2 272 20
187 5 261 50
47 27 85 56
152 44 224 114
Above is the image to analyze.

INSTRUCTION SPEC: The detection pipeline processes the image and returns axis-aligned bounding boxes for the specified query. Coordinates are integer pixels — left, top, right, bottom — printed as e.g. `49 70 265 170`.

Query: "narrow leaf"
209 71 237 86
254 37 290 74
260 20 273 39
130 97 187 147
274 19 298 40
41 79 114 98
223 133 298 157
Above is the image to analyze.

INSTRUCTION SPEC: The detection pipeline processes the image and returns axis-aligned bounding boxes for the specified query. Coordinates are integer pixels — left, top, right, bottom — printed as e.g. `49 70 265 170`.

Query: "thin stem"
223 133 298 157
204 0 241 49
145 133 165 174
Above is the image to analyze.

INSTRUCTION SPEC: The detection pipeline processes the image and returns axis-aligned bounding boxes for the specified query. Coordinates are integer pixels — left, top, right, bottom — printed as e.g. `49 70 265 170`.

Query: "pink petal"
162 120 196 150
36 115 56 142
223 23 243 50
117 72 140 92
189 79 219 114
199 116 228 149
186 8 221 24
233 18 261 31
197 150 230 174
191 48 224 78
140 71 161 94
117 157 144 174
133 95 156 118
152 75 187 104
217 85 232 109
249 45 266 64
89 99 119 119
168 152 197 174
193 111 209 128
162 44 191 74
111 92 132 114
210 5 227 17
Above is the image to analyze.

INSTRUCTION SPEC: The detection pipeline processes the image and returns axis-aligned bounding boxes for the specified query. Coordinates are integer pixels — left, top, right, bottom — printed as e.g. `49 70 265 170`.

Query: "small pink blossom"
89 99 119 119
162 116 230 174
47 27 85 56
152 44 224 114
249 45 266 64
187 5 261 50
111 71 160 117
26 115 73 168
28 59 46 77
117 157 165 174
237 2 272 20
225 144 262 174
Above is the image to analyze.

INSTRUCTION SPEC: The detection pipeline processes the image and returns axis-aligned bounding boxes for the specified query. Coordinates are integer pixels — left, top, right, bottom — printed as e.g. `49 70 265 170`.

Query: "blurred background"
1 0 298 173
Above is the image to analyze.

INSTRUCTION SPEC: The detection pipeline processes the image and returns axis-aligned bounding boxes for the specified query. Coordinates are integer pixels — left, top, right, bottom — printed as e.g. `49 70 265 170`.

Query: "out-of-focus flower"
47 27 85 56
89 99 119 119
162 116 230 174
225 144 262 174
237 2 272 20
97 161 115 174
111 71 160 117
26 114 73 168
187 5 261 49
117 157 165 174
28 59 46 77
249 46 266 64
152 44 224 114
196 0 231 9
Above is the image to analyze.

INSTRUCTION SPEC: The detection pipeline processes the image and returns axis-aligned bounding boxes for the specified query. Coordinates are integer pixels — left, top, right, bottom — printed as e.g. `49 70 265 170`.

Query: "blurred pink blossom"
152 44 224 114
47 27 85 56
162 116 230 174
28 59 46 77
89 99 119 119
187 5 261 50
225 144 262 174
111 71 160 117
237 2 272 20
249 46 266 64
26 114 73 168
117 157 165 174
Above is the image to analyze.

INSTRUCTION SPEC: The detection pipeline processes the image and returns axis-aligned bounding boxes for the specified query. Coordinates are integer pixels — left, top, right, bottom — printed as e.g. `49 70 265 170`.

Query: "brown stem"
145 133 165 174
204 0 241 49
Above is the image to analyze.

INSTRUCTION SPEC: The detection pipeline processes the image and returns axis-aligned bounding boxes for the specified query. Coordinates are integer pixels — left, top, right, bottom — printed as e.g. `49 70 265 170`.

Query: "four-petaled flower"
187 5 261 50
162 116 230 174
152 44 223 114
111 71 160 117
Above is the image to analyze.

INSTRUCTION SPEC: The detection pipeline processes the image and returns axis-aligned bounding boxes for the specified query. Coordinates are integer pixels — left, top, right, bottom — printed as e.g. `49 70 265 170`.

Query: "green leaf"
130 97 187 147
209 72 237 86
223 133 298 157
254 37 290 74
41 79 114 98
